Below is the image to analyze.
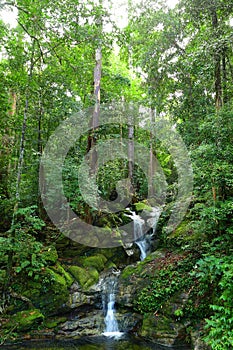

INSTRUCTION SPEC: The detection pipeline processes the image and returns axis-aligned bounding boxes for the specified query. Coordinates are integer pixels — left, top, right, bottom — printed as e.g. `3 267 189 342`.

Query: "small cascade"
125 207 161 261
102 273 124 338
125 210 148 260
148 206 162 235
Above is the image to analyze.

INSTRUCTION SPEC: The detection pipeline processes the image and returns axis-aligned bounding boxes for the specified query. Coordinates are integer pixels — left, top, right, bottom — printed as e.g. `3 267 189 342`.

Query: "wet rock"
139 313 190 347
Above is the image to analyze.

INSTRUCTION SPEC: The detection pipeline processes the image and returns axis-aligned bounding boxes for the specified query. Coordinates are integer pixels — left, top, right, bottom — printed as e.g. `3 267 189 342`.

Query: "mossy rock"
106 261 117 269
39 268 69 315
41 245 58 264
8 309 44 332
82 253 107 272
69 266 99 290
121 265 138 280
168 221 205 245
99 247 127 266
134 201 153 212
45 267 67 287
43 316 67 329
50 263 74 287
140 313 189 347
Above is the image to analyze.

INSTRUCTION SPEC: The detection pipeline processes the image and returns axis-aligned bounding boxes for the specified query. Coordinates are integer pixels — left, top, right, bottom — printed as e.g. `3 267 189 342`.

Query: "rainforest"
0 1 233 349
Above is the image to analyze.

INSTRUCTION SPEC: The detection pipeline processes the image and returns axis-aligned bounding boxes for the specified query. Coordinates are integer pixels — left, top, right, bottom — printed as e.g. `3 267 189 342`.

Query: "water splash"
102 274 124 339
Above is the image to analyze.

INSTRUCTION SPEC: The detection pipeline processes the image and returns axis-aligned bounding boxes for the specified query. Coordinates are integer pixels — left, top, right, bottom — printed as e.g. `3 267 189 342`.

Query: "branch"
17 21 45 64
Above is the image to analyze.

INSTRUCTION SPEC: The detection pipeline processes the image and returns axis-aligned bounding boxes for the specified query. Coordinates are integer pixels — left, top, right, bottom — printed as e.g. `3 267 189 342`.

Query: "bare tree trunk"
87 1 102 175
222 48 228 104
148 108 156 197
87 47 102 173
211 8 222 110
128 112 134 192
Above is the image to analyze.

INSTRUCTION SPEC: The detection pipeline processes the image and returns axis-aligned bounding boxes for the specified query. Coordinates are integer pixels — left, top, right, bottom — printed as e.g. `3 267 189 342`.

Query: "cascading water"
100 207 161 341
125 210 148 260
126 207 161 260
102 273 124 338
148 206 162 235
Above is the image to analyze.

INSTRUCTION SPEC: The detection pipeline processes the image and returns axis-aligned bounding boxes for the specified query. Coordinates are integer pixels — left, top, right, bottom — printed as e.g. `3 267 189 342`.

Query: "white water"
147 206 162 235
125 210 148 260
125 207 161 260
102 275 124 339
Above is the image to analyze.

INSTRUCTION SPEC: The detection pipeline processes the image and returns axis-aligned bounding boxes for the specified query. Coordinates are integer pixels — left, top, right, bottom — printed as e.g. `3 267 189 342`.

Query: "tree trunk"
222 48 228 104
148 108 156 197
211 8 222 110
128 114 134 188
87 0 102 174
87 46 102 174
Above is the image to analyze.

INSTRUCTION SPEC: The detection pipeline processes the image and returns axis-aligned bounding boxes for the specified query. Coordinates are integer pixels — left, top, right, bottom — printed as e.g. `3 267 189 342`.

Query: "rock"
50 262 74 287
82 253 107 272
68 266 99 290
43 316 67 329
191 328 211 350
139 313 190 347
134 201 153 212
57 311 103 338
69 291 90 308
7 309 44 332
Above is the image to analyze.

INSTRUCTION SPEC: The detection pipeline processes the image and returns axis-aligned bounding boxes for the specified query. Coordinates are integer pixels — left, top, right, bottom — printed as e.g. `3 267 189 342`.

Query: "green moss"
8 309 44 331
168 221 205 245
82 253 107 272
134 201 153 212
22 281 42 300
69 265 99 290
50 263 74 287
120 262 145 280
45 267 67 287
24 268 70 315
43 316 67 329
106 261 117 269
121 265 137 279
98 247 126 266
141 313 175 337
41 245 58 264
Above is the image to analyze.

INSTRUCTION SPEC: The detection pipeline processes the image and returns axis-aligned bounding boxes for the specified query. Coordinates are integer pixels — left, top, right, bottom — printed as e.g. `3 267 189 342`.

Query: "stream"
1 336 191 350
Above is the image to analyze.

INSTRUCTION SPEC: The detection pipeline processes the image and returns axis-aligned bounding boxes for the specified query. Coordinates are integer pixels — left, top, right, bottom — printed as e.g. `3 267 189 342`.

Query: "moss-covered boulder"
139 313 189 347
7 309 44 332
82 253 107 272
168 221 206 246
99 246 127 266
21 267 70 315
43 316 67 329
69 266 99 290
50 263 74 287
134 201 153 213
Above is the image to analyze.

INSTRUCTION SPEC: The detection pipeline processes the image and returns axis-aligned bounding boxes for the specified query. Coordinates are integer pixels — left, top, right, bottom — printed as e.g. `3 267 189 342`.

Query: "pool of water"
2 335 191 350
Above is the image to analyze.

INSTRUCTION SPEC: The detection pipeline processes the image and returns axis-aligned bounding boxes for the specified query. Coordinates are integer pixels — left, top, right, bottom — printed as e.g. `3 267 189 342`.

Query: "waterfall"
125 210 148 260
125 207 161 261
102 273 124 338
148 206 162 236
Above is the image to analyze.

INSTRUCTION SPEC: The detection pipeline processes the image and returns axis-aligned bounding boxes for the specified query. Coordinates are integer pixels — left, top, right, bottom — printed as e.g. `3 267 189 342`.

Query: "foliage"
0 0 233 344
193 254 233 349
